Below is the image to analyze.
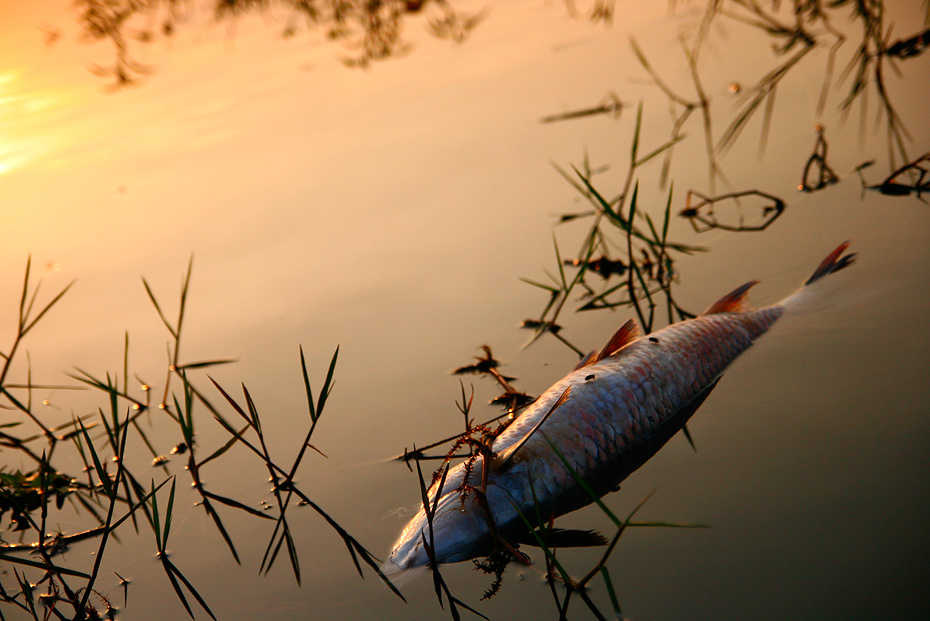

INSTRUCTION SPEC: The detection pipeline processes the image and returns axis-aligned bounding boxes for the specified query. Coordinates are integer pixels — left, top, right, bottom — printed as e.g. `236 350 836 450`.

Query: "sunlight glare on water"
1 1 928 619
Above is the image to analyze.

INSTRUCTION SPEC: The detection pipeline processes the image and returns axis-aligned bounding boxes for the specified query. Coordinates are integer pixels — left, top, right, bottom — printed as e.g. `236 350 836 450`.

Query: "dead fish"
386 243 856 571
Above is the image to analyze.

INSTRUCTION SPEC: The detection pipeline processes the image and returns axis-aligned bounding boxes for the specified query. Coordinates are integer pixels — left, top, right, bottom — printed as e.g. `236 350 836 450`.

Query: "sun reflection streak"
0 70 70 176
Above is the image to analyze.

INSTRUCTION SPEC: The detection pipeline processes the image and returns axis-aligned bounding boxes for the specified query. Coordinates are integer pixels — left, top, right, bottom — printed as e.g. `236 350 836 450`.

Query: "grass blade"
141 278 177 339
0 551 91 578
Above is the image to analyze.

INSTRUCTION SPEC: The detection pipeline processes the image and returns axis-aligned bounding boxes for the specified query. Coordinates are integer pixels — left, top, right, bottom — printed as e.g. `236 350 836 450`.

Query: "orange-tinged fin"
492 386 572 472
574 350 597 371
585 318 641 366
805 241 857 285
702 281 759 315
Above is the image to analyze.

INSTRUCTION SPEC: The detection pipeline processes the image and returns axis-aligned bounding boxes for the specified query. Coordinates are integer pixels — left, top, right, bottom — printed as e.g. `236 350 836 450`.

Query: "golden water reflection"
1 1 928 620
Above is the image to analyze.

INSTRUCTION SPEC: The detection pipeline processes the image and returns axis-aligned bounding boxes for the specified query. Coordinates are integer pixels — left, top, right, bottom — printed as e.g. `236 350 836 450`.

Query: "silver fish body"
386 244 854 571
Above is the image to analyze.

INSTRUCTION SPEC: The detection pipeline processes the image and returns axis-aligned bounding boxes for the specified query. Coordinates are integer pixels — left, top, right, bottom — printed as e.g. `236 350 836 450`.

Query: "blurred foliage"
73 0 485 86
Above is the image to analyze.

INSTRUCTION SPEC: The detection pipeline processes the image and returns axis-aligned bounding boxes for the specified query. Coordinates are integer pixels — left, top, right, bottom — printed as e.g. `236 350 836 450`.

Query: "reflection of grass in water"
554 2 927 200
526 0 928 359
859 152 930 200
0 259 403 618
72 0 487 87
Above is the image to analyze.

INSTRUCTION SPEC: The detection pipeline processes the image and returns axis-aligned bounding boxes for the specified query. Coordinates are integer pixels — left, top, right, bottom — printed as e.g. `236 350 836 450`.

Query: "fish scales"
386 243 854 570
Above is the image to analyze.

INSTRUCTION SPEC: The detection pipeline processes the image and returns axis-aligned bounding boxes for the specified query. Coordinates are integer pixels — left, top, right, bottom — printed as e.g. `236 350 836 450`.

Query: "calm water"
2 1 929 619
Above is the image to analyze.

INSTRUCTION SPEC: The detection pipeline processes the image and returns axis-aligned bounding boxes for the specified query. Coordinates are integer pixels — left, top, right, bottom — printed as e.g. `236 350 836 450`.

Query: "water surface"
1 1 928 619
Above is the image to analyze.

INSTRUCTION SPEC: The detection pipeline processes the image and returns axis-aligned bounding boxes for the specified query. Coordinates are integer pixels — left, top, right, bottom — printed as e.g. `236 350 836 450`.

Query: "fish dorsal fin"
592 318 641 364
573 350 597 371
702 281 759 315
492 386 572 472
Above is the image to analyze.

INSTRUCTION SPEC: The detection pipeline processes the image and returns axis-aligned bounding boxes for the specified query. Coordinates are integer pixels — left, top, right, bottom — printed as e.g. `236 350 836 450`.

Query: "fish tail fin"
804 241 857 285
781 242 857 313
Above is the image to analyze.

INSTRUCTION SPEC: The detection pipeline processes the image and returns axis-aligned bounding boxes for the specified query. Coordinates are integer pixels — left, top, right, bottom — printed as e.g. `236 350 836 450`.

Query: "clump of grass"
150 478 216 619
209 346 404 600
550 1 925 233
522 104 704 362
0 258 404 617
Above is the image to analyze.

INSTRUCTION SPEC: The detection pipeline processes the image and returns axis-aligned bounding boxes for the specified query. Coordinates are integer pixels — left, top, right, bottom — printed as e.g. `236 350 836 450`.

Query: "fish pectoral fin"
516 527 609 549
682 423 698 453
491 386 572 473
702 281 760 315
675 377 722 432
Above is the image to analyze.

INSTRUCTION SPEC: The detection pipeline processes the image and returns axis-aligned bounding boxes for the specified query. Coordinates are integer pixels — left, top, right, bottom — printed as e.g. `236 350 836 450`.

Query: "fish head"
384 487 494 571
